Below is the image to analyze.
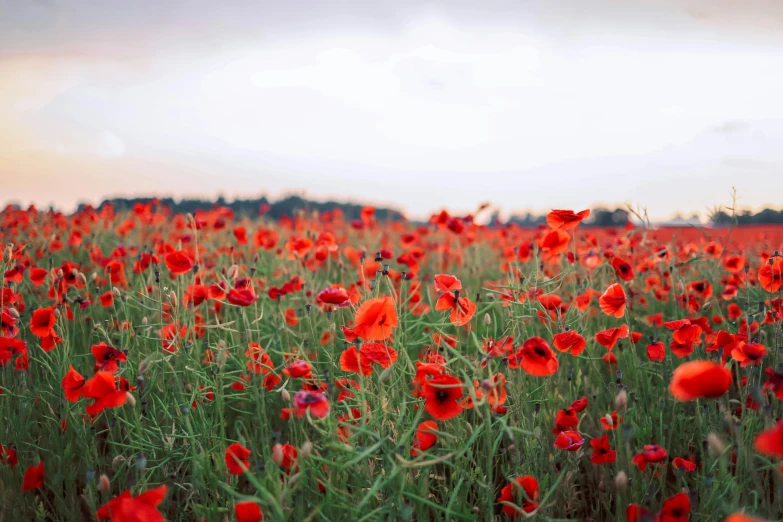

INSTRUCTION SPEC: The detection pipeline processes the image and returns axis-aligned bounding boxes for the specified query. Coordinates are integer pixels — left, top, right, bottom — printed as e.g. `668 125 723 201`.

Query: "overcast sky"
1 0 782 219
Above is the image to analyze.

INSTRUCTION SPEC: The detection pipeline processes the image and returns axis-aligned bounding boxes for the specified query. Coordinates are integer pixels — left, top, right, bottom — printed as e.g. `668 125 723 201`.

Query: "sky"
1 0 783 220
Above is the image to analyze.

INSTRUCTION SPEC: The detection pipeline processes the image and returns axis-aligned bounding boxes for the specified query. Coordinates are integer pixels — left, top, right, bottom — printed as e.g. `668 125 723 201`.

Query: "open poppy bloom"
422 374 464 420
316 285 351 308
552 331 586 356
538 229 571 258
659 492 691 522
554 430 584 451
632 444 668 470
600 410 621 430
271 443 298 474
30 307 56 338
411 420 438 456
546 209 590 230
646 341 665 362
91 342 127 372
353 295 398 341
590 435 616 464
294 390 330 418
96 485 167 522
598 283 626 318
164 250 193 276
282 359 312 379
497 476 540 515
669 360 732 401
672 456 697 472
82 371 128 416
594 324 629 350
731 342 766 367
61 365 85 402
435 291 477 326
433 274 462 293
227 288 258 306
23 461 44 492
235 501 264 522
509 337 559 377
225 443 251 475
758 258 783 292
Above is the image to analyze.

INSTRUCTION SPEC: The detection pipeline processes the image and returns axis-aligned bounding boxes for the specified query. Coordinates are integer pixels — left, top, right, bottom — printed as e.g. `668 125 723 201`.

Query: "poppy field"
2 202 783 522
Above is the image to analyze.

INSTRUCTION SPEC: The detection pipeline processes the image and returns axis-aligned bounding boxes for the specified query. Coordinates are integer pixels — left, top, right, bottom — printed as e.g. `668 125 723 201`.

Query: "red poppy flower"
510 337 559 377
164 250 193 276
553 407 579 433
225 443 251 475
235 501 264 522
227 288 258 306
62 365 85 402
546 209 590 230
724 514 766 522
294 390 330 418
669 360 731 401
433 274 462 293
353 295 398 341
271 443 298 473
754 418 783 457
316 286 350 308
672 456 697 472
96 485 167 522
359 342 398 369
497 475 540 515
731 342 766 367
411 420 438 456
30 307 56 338
82 371 128 416
552 331 586 356
594 324 629 350
538 229 570 258
22 461 44 492
758 258 783 292
554 430 584 451
646 341 665 362
422 374 464 420
91 342 127 373
590 435 616 464
611 256 635 281
29 267 47 286
632 444 668 470
599 283 626 318
435 291 477 326
659 492 690 522
282 359 312 379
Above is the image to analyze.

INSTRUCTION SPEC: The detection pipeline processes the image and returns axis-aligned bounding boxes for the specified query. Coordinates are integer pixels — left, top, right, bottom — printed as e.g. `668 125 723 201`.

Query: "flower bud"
98 474 110 493
614 471 628 490
483 313 491 326
615 389 628 411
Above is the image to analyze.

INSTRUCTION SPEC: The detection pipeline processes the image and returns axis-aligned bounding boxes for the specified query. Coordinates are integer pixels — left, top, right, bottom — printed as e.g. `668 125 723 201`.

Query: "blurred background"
1 0 782 222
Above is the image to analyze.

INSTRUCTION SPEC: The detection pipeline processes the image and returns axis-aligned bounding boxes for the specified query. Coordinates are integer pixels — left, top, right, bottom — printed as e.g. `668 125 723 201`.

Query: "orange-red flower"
590 435 616 465
225 443 251 475
552 331 586 356
497 476 539 515
62 365 85 402
510 337 559 377
632 444 668 470
235 501 264 522
164 250 193 276
435 291 477 326
422 374 464 420
411 420 438 456
353 296 398 341
754 419 783 458
96 485 167 522
22 461 44 492
82 371 128 416
758 258 783 292
669 360 731 401
433 274 462 293
594 324 629 350
546 209 590 230
30 307 56 338
598 283 626 318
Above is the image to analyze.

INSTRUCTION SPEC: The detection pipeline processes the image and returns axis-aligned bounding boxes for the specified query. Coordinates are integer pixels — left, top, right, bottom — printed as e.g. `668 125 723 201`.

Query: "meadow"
1 201 782 522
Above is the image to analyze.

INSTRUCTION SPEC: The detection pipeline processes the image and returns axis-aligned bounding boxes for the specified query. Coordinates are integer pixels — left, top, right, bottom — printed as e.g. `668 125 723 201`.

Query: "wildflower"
590 435 616 464
225 443 251 475
411 421 438 456
669 361 732 401
353 296 398 341
422 374 464 420
599 283 627 318
95 485 167 521
497 476 540 515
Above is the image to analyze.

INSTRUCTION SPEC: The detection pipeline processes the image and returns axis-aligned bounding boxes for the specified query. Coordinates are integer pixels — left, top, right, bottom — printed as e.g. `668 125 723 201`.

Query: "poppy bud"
98 474 110 493
138 357 153 374
78 272 87 285
301 440 313 459
111 455 126 471
169 291 178 308
281 389 291 402
185 213 194 225
7 307 19 319
3 245 11 262
113 286 121 297
125 392 136 407
706 433 725 455
615 389 628 410
614 471 628 490
228 265 239 280
379 365 394 384
483 313 491 326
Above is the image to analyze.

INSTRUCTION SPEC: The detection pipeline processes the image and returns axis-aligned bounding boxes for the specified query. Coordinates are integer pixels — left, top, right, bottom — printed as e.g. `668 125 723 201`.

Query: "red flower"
91 342 127 373
546 209 590 230
552 331 586 356
538 229 571 258
594 324 629 350
353 296 398 341
61 365 85 402
510 337 559 377
227 288 258 306
554 430 584 451
497 476 539 515
435 291 477 326
294 390 330 418
632 444 668 470
659 492 691 522
669 361 731 401
646 342 665 362
672 456 697 472
164 250 193 276
82 371 128 416
30 307 56 338
755 418 783 457
282 359 312 379
598 283 626 318
235 501 264 522
731 342 766 367
600 410 621 430
433 274 462 293
758 258 783 292
23 461 44 492
96 485 167 522
316 286 350 308
225 443 251 475
422 374 464 420
590 435 616 464
411 420 438 456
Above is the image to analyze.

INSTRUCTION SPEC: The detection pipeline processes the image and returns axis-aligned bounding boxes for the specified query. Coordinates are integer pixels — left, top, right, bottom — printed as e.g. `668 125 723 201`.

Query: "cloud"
96 130 126 158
